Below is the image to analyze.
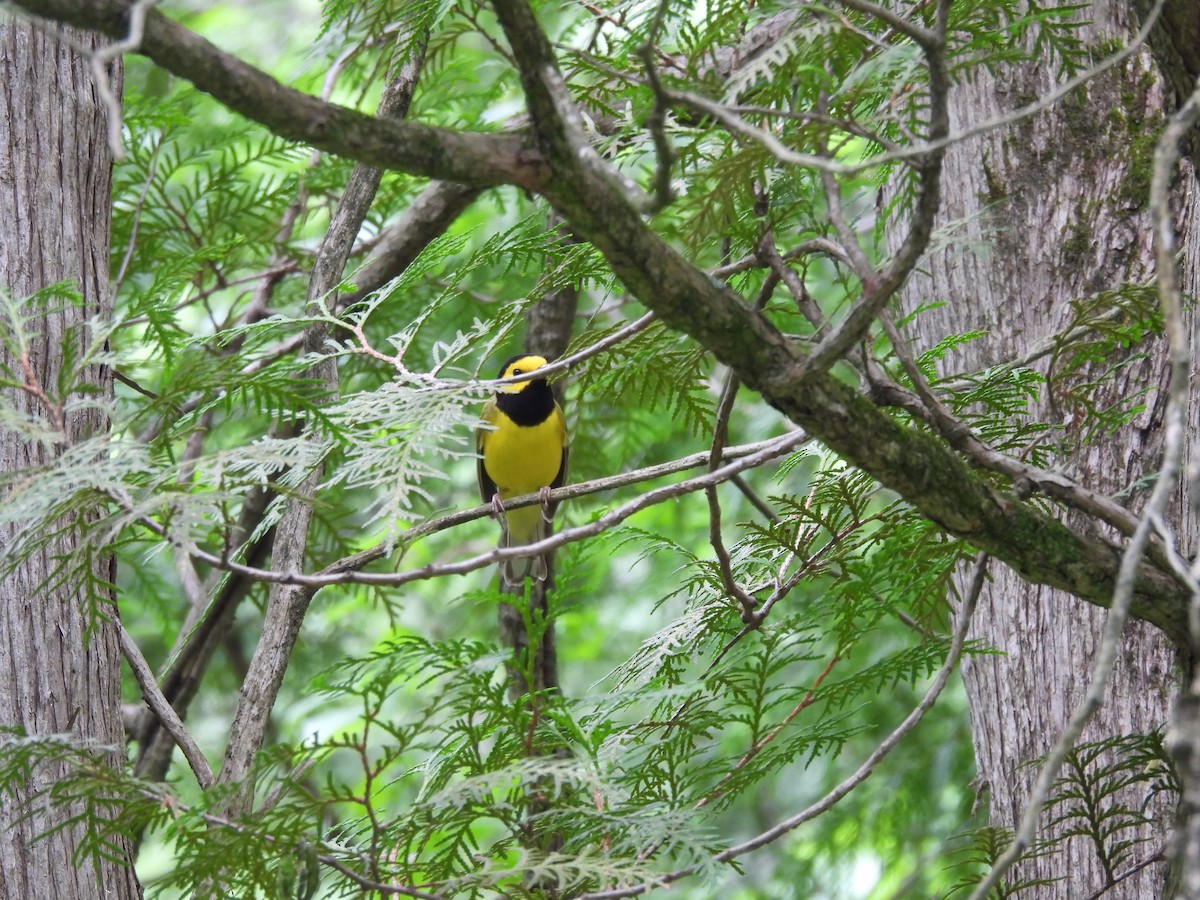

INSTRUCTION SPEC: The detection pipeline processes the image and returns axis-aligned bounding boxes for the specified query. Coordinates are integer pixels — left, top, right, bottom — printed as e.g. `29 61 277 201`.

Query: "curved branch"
120 434 808 589
117 620 214 790
340 182 485 307
218 46 437 805
484 0 1191 644
799 0 951 374
14 0 535 188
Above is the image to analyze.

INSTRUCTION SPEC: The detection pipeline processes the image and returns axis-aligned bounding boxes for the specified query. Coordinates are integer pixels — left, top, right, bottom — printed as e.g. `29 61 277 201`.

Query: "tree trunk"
893 2 1196 895
0 22 142 900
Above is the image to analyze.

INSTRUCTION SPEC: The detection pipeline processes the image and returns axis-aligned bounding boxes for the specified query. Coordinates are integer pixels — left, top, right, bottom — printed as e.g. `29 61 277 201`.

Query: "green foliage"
0 0 1163 897
0 729 172 868
569 322 715 440
1042 731 1178 884
941 826 1059 898
1047 283 1164 449
938 733 1177 898
948 0 1088 79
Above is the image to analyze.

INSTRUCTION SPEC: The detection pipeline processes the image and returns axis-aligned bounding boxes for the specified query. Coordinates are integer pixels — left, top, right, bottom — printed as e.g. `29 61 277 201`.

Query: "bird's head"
495 355 550 393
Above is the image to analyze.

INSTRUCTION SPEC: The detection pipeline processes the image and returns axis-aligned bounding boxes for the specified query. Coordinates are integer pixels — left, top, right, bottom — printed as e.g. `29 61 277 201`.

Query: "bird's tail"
500 503 549 587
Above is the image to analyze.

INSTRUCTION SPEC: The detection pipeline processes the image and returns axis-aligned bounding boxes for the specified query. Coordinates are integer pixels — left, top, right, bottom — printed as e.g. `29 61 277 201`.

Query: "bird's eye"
513 368 523 376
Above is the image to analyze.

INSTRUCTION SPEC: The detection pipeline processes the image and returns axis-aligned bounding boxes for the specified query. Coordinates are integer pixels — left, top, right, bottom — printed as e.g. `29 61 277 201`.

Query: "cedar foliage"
0 0 1177 897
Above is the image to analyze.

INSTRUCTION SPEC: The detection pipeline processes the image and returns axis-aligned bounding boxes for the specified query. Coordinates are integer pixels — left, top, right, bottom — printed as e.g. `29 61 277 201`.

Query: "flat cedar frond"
948 1 1090 78
918 329 991 379
293 638 734 895
319 0 441 83
610 593 735 689
1044 283 1164 447
673 138 775 252
838 515 967 632
571 322 715 437
0 435 155 575
1040 732 1178 879
116 121 306 273
0 402 65 448
941 825 1061 898
0 280 84 358
320 380 481 537
942 365 1057 459
943 364 1046 416
814 640 958 713
0 731 171 869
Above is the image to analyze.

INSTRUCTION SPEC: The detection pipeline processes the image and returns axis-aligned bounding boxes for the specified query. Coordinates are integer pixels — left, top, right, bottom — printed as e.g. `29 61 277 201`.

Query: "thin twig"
728 104 903 153
713 237 850 279
87 0 160 159
481 312 657 385
579 554 989 899
122 432 810 590
757 229 828 333
1083 846 1166 900
111 368 159 401
697 653 842 809
730 474 779 524
819 163 876 282
706 370 759 619
834 0 938 49
648 0 1165 178
877 310 1142 538
116 619 214 789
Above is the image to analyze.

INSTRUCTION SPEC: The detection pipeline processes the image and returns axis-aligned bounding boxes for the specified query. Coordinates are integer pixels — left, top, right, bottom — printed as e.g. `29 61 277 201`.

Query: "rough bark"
893 2 1198 894
0 21 142 900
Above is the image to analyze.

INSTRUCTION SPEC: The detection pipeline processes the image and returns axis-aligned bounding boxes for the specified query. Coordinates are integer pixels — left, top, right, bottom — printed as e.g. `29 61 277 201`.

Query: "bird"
477 354 569 586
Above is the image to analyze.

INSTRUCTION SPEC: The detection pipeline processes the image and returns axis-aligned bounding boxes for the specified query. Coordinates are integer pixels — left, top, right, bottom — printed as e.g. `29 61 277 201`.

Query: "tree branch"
13 0 535 188
339 181 485 308
970 65 1200 900
798 0 951 375
706 370 758 619
116 619 214 789
124 432 809 591
481 0 1191 644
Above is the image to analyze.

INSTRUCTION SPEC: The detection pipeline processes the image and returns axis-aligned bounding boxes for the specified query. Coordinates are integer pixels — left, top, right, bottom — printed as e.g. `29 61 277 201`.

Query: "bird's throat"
495 379 555 426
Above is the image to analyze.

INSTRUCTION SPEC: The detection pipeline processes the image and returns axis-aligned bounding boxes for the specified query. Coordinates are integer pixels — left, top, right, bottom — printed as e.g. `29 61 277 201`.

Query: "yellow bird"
477 354 569 586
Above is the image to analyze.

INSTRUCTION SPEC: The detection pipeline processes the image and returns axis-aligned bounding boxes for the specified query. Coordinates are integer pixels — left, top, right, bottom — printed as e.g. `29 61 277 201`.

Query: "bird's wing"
551 400 569 491
477 397 498 503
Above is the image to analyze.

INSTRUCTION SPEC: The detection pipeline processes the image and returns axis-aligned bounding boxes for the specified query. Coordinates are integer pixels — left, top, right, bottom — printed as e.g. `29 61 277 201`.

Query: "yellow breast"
482 409 565 497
